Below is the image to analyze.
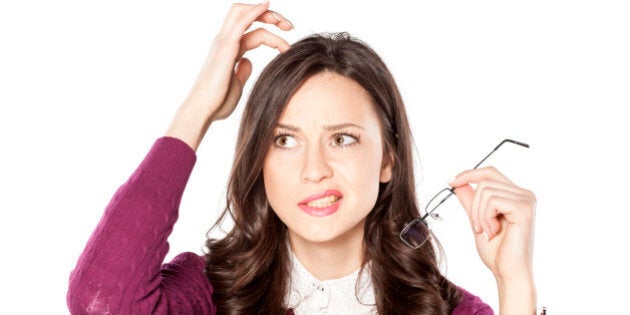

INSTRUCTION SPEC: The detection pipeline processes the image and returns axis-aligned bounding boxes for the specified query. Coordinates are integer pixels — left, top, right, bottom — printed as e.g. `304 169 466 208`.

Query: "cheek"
262 153 294 210
262 160 279 202
332 151 383 202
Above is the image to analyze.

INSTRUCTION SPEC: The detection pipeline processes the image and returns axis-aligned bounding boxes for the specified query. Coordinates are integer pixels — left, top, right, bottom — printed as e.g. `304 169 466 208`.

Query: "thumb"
452 184 481 234
235 58 253 86
452 184 474 213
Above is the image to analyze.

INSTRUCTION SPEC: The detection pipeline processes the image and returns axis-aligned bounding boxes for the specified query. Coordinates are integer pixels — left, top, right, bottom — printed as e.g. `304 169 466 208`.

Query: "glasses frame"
399 139 530 249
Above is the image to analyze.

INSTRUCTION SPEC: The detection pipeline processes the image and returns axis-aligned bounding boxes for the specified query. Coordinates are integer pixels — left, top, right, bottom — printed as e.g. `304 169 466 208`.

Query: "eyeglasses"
399 139 530 249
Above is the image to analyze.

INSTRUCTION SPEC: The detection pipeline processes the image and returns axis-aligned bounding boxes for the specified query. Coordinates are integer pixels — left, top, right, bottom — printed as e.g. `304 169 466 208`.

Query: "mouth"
298 190 343 217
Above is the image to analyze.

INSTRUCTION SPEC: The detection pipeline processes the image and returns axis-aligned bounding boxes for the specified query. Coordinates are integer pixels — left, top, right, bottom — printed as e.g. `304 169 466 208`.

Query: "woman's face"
263 71 392 248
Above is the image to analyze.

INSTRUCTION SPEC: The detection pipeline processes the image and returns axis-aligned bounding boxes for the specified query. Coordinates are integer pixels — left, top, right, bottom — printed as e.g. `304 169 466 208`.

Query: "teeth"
307 195 340 208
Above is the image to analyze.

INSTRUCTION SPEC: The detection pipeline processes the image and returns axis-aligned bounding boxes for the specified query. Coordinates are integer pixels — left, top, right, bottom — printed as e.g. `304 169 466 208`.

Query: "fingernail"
474 224 481 233
448 177 456 186
270 12 282 21
483 232 489 241
271 12 293 28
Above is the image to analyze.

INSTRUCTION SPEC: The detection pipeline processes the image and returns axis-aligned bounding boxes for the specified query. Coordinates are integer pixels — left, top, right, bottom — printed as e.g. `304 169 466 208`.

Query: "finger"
234 58 253 85
256 10 294 30
471 180 530 235
492 191 536 224
479 190 535 239
480 196 502 239
222 2 272 39
453 184 482 234
237 27 291 58
216 75 245 120
449 166 513 188
476 187 509 238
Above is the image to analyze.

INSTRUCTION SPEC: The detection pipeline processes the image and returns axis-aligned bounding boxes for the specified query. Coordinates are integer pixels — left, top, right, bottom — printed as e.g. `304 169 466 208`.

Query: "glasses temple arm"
473 139 530 169
419 139 529 221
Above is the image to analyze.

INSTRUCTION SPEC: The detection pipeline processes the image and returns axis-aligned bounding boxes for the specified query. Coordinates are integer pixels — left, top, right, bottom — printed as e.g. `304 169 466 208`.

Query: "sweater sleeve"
67 137 216 314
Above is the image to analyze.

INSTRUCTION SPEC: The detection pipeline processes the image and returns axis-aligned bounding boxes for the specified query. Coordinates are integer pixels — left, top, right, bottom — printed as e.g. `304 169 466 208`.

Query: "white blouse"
286 251 377 314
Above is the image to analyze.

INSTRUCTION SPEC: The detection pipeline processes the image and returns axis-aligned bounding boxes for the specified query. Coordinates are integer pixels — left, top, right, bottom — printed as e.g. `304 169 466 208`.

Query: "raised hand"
167 2 293 150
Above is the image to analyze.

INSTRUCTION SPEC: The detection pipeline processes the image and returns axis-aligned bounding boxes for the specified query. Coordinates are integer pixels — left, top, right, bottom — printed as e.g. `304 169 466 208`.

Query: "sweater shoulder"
160 252 217 314
162 252 206 274
452 286 494 315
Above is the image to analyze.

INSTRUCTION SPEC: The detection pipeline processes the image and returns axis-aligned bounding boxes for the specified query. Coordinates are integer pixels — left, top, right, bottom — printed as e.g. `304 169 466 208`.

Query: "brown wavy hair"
205 33 461 314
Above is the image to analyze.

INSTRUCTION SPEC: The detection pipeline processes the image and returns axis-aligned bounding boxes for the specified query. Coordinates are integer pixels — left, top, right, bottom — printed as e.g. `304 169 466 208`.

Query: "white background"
1 0 628 313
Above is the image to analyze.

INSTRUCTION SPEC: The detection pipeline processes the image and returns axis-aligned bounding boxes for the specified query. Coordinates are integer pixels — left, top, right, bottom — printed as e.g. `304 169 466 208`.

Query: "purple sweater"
67 137 493 314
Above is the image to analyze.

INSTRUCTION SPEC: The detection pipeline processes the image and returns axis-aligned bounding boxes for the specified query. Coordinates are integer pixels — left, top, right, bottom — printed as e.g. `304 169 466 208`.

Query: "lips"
298 190 343 217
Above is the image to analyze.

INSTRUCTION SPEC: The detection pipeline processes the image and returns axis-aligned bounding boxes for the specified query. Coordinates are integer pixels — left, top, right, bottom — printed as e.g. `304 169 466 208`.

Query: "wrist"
165 104 214 151
496 275 537 315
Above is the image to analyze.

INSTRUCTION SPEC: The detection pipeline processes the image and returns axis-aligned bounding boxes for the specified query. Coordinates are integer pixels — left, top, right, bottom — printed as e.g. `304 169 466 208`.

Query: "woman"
67 2 537 314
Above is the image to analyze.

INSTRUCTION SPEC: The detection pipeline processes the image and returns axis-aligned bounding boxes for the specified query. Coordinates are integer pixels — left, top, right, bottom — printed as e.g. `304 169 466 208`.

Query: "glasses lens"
400 219 430 249
424 189 459 225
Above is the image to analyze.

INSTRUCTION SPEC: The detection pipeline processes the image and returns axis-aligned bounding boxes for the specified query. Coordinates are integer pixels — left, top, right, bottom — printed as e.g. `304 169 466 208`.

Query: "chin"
302 232 339 244
291 221 365 246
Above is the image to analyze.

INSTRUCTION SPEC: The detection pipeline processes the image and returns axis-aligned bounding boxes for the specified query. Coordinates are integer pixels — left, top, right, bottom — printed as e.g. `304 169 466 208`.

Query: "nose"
300 146 333 183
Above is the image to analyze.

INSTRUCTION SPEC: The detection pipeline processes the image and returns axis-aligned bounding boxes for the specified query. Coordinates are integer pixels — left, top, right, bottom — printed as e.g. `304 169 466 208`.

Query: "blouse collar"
285 250 376 314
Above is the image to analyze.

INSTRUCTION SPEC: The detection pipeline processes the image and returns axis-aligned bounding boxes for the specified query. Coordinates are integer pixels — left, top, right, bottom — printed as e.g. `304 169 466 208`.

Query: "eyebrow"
275 122 365 132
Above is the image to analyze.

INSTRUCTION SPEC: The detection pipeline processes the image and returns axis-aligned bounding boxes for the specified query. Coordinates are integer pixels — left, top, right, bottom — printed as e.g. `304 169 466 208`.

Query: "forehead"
278 72 379 126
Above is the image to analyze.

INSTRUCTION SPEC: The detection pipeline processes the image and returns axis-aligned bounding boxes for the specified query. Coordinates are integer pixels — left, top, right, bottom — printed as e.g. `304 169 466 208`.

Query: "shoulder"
160 252 217 313
452 286 494 315
161 252 209 287
163 252 206 271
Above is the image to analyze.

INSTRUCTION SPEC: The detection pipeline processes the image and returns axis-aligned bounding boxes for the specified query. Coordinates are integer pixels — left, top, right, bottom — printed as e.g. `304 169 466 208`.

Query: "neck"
289 219 365 281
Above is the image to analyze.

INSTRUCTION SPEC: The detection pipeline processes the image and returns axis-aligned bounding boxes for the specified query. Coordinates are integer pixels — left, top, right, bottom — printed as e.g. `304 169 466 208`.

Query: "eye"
332 133 358 147
274 134 298 148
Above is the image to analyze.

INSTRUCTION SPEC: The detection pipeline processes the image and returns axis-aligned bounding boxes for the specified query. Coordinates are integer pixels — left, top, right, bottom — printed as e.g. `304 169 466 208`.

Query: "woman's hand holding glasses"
451 166 537 314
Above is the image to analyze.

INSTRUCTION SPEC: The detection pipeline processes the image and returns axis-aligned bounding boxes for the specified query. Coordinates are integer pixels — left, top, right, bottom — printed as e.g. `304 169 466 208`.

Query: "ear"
379 150 394 183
